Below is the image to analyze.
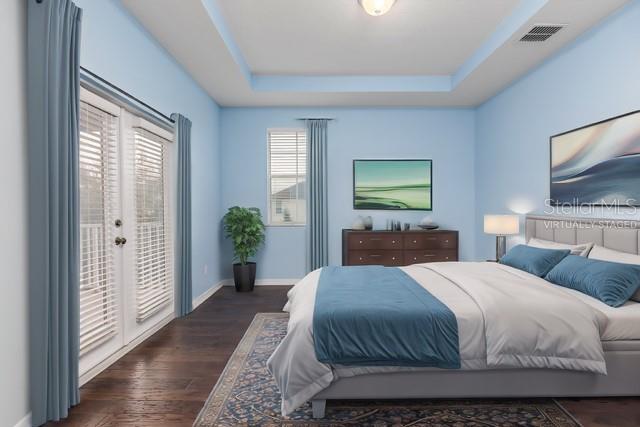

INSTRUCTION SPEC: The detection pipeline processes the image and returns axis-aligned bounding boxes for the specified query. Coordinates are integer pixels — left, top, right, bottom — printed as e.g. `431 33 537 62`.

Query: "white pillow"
527 237 594 257
589 245 640 302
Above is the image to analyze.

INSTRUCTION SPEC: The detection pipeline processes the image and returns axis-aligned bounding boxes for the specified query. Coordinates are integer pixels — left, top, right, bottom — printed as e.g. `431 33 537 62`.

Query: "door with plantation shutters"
78 89 123 375
78 87 175 379
121 116 175 343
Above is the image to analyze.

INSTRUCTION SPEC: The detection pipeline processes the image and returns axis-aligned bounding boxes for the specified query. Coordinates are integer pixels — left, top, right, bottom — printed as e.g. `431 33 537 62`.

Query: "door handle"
115 236 127 246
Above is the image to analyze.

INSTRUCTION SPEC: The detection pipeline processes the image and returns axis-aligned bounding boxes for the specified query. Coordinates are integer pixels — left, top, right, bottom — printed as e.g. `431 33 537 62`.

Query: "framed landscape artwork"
550 110 640 206
353 159 432 210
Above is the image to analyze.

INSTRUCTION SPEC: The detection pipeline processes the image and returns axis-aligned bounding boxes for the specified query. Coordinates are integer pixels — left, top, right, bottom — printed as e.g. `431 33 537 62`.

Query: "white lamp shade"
359 0 396 16
484 215 519 235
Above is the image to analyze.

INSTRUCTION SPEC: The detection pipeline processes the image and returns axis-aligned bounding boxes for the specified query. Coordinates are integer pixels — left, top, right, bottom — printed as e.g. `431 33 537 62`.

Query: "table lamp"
484 215 519 261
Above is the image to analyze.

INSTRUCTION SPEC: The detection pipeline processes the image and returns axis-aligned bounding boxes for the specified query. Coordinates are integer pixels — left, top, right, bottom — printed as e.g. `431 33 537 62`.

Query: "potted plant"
222 206 266 292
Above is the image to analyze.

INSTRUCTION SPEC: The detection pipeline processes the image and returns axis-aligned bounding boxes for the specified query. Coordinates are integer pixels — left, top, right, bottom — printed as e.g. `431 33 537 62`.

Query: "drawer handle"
392 240 396 244
359 257 363 261
359 240 363 244
370 254 382 258
445 257 449 260
424 254 435 257
370 238 382 241
412 240 417 243
413 257 417 260
445 240 449 243
427 237 437 241
392 257 396 260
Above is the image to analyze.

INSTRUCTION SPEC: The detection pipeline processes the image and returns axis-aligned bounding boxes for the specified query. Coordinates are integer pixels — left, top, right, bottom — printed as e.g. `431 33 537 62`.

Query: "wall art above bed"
550 110 640 206
353 159 432 210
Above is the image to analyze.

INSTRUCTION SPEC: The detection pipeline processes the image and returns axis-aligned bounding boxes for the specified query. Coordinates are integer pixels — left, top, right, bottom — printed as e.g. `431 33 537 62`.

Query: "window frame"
266 127 307 227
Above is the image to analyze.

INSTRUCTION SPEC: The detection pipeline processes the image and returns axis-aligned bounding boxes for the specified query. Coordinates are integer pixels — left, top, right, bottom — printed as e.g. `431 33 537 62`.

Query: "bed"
267 215 640 418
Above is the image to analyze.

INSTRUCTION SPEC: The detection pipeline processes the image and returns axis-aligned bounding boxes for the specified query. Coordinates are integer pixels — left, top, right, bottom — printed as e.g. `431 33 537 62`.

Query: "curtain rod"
296 118 335 121
80 66 175 124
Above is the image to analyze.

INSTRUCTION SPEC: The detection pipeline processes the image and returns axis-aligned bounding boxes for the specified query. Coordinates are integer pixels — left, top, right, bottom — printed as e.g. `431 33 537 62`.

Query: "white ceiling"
122 0 630 107
218 0 518 76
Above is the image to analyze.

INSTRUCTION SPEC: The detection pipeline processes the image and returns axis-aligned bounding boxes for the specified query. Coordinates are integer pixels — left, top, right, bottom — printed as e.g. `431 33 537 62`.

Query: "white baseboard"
13 412 31 427
221 278 299 287
192 281 224 309
79 311 174 387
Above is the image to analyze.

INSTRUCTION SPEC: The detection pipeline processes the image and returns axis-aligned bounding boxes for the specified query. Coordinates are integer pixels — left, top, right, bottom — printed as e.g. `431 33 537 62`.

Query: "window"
268 129 307 225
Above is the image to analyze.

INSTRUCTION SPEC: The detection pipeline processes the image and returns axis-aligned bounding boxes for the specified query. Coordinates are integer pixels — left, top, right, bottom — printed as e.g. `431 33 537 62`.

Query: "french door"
78 87 175 377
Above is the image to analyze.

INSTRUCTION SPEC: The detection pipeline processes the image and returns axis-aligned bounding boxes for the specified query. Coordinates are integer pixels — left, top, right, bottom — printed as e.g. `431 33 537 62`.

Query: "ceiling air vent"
519 24 565 42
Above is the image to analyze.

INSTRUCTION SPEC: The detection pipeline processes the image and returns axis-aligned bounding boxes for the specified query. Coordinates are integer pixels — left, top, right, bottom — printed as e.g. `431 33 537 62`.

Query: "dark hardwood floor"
48 286 640 427
47 286 290 427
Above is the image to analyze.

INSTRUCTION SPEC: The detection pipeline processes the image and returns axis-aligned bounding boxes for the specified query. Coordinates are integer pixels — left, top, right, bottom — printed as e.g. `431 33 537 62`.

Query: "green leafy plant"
222 206 266 265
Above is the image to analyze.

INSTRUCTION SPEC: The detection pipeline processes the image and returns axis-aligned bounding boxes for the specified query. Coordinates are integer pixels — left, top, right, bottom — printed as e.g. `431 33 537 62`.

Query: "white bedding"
558 287 640 340
267 262 608 416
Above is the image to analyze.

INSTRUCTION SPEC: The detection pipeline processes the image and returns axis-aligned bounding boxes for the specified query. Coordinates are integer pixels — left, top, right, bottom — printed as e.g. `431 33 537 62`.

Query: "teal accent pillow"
499 245 570 277
545 255 640 307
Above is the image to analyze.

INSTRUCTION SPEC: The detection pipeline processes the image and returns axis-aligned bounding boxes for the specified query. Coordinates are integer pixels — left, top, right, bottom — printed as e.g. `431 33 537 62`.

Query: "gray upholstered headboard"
525 215 640 255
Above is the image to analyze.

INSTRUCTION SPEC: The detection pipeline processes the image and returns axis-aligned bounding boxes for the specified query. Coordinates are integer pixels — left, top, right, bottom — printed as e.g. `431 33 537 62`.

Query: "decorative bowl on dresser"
342 229 459 266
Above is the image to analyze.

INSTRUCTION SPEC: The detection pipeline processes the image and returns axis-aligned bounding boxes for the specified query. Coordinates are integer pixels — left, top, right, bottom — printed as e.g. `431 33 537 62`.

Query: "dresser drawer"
347 233 403 250
342 229 459 266
403 233 457 250
348 250 404 266
404 250 457 264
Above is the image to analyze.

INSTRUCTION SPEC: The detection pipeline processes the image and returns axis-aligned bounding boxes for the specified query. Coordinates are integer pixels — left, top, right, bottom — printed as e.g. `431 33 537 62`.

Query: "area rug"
194 313 581 427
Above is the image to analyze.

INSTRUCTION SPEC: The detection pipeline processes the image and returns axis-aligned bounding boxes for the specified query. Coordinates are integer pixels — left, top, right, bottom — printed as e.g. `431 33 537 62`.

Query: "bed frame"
310 214 640 418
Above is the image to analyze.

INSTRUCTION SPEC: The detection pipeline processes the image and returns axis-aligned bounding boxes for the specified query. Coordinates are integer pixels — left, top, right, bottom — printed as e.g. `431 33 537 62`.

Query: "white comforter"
267 262 607 416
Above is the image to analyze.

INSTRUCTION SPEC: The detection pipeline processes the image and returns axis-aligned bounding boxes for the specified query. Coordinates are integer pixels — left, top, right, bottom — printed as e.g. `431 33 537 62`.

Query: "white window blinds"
268 129 307 225
79 101 119 356
132 128 173 322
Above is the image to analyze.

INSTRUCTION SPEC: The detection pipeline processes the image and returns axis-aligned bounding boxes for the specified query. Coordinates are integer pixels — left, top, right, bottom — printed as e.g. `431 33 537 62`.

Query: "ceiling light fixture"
359 0 396 16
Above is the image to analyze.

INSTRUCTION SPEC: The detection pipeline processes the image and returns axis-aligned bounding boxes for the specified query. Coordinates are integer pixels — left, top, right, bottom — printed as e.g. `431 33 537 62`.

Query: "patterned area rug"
194 313 581 427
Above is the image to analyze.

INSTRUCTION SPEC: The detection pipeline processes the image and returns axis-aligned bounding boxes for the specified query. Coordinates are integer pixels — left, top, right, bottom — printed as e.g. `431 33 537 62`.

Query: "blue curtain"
27 0 82 424
172 114 193 316
306 120 329 271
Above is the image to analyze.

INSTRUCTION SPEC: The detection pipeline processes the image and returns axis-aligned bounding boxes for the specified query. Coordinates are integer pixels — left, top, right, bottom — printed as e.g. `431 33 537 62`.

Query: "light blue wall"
75 0 223 298
221 108 476 279
76 0 640 283
475 0 640 260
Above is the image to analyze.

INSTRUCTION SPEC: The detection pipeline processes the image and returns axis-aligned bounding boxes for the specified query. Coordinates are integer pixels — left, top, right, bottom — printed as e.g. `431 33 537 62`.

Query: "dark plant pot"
233 262 256 292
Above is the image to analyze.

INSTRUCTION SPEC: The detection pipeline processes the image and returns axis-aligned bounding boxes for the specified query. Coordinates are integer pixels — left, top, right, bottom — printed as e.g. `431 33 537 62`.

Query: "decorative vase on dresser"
342 229 459 266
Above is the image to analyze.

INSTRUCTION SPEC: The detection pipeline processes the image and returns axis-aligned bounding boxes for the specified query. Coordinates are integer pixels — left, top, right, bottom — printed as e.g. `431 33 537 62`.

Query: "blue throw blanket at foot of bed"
313 266 460 368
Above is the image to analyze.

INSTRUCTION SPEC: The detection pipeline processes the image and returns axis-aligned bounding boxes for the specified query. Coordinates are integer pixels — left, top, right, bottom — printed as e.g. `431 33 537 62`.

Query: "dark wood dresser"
342 229 459 266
